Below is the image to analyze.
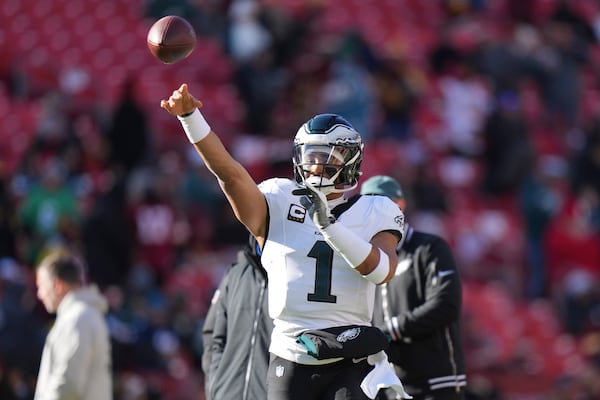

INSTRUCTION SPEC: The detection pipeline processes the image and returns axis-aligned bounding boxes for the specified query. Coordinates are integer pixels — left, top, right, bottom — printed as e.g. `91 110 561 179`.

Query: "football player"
161 84 406 400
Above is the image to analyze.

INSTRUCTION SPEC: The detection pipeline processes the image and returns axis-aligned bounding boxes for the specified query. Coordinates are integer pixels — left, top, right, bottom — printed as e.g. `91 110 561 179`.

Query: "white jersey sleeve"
258 178 404 364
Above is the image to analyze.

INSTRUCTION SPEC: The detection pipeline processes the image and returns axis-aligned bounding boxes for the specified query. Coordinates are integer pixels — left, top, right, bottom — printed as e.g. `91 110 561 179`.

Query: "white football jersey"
258 178 404 364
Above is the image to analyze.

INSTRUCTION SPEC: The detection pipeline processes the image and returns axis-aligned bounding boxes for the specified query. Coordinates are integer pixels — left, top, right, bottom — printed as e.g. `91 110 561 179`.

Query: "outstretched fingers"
160 83 203 115
179 83 188 95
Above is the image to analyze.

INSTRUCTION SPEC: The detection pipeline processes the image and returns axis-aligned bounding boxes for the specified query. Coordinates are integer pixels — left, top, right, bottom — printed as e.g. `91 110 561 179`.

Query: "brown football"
147 15 196 64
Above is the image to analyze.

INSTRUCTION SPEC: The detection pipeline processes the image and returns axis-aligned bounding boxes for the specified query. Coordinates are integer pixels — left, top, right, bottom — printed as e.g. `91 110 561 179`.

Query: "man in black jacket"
202 235 273 400
361 176 467 400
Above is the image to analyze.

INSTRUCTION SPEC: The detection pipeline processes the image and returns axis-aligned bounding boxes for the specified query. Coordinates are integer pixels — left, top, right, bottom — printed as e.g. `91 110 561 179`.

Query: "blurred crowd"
1 0 600 399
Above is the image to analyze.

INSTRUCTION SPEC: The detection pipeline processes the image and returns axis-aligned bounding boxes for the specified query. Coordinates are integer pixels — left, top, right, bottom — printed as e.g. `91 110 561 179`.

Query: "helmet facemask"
293 143 362 195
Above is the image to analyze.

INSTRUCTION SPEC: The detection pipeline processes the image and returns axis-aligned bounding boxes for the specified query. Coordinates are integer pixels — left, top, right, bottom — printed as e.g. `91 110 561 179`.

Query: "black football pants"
267 354 373 400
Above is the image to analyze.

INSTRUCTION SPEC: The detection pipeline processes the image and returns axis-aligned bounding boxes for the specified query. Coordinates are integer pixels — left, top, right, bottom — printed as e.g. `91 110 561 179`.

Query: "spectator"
34 250 112 400
480 91 534 196
518 155 566 298
361 176 467 400
537 17 589 130
437 57 492 157
0 258 46 399
202 234 272 400
18 160 80 264
372 52 424 141
130 182 178 284
572 113 600 197
0 161 17 259
544 187 600 335
226 0 273 64
227 0 279 135
105 78 150 177
81 177 133 289
409 164 449 213
233 47 287 135
319 31 377 141
16 90 83 189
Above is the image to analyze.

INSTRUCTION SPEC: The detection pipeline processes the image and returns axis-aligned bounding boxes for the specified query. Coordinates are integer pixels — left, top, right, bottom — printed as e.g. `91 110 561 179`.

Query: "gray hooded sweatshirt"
34 285 112 400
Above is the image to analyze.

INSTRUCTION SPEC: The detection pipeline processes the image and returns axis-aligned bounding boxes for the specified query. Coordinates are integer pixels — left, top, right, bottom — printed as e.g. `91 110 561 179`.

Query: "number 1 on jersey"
307 241 337 303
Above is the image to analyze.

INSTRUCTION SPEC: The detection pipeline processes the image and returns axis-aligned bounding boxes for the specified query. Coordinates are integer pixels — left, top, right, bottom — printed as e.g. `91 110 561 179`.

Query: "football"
147 15 197 64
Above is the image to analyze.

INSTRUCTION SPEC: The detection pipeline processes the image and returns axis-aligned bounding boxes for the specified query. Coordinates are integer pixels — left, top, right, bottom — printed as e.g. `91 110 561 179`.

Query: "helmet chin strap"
304 174 357 197
305 160 347 193
305 175 336 195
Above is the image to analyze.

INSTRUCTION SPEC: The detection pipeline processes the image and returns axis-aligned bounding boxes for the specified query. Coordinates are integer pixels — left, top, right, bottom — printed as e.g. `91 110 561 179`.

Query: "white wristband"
364 250 389 284
178 108 211 143
321 223 372 268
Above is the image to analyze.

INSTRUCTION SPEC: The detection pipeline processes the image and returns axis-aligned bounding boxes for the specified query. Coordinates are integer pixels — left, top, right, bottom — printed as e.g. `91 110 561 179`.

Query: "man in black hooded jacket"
361 176 466 400
202 235 273 400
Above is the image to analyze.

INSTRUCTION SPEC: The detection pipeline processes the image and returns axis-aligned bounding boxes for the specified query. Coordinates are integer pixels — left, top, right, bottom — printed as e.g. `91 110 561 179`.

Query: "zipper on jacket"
243 281 267 400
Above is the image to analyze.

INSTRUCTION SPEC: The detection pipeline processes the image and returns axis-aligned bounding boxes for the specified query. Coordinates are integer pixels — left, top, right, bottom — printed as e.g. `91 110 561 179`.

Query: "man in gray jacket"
34 251 112 400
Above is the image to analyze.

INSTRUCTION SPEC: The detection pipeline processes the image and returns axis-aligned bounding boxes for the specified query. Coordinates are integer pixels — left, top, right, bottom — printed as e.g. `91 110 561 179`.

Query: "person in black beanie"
361 176 467 400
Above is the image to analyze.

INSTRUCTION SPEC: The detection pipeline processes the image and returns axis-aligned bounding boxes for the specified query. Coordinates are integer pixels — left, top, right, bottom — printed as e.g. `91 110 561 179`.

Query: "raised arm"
160 84 267 243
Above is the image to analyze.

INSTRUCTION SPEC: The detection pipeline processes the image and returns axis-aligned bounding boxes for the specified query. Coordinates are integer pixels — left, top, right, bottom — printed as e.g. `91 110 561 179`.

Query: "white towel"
360 351 412 399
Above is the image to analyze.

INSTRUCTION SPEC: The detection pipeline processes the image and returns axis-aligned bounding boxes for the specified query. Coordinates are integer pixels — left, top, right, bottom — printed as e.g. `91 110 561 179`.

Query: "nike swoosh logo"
352 357 367 363
437 270 455 279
